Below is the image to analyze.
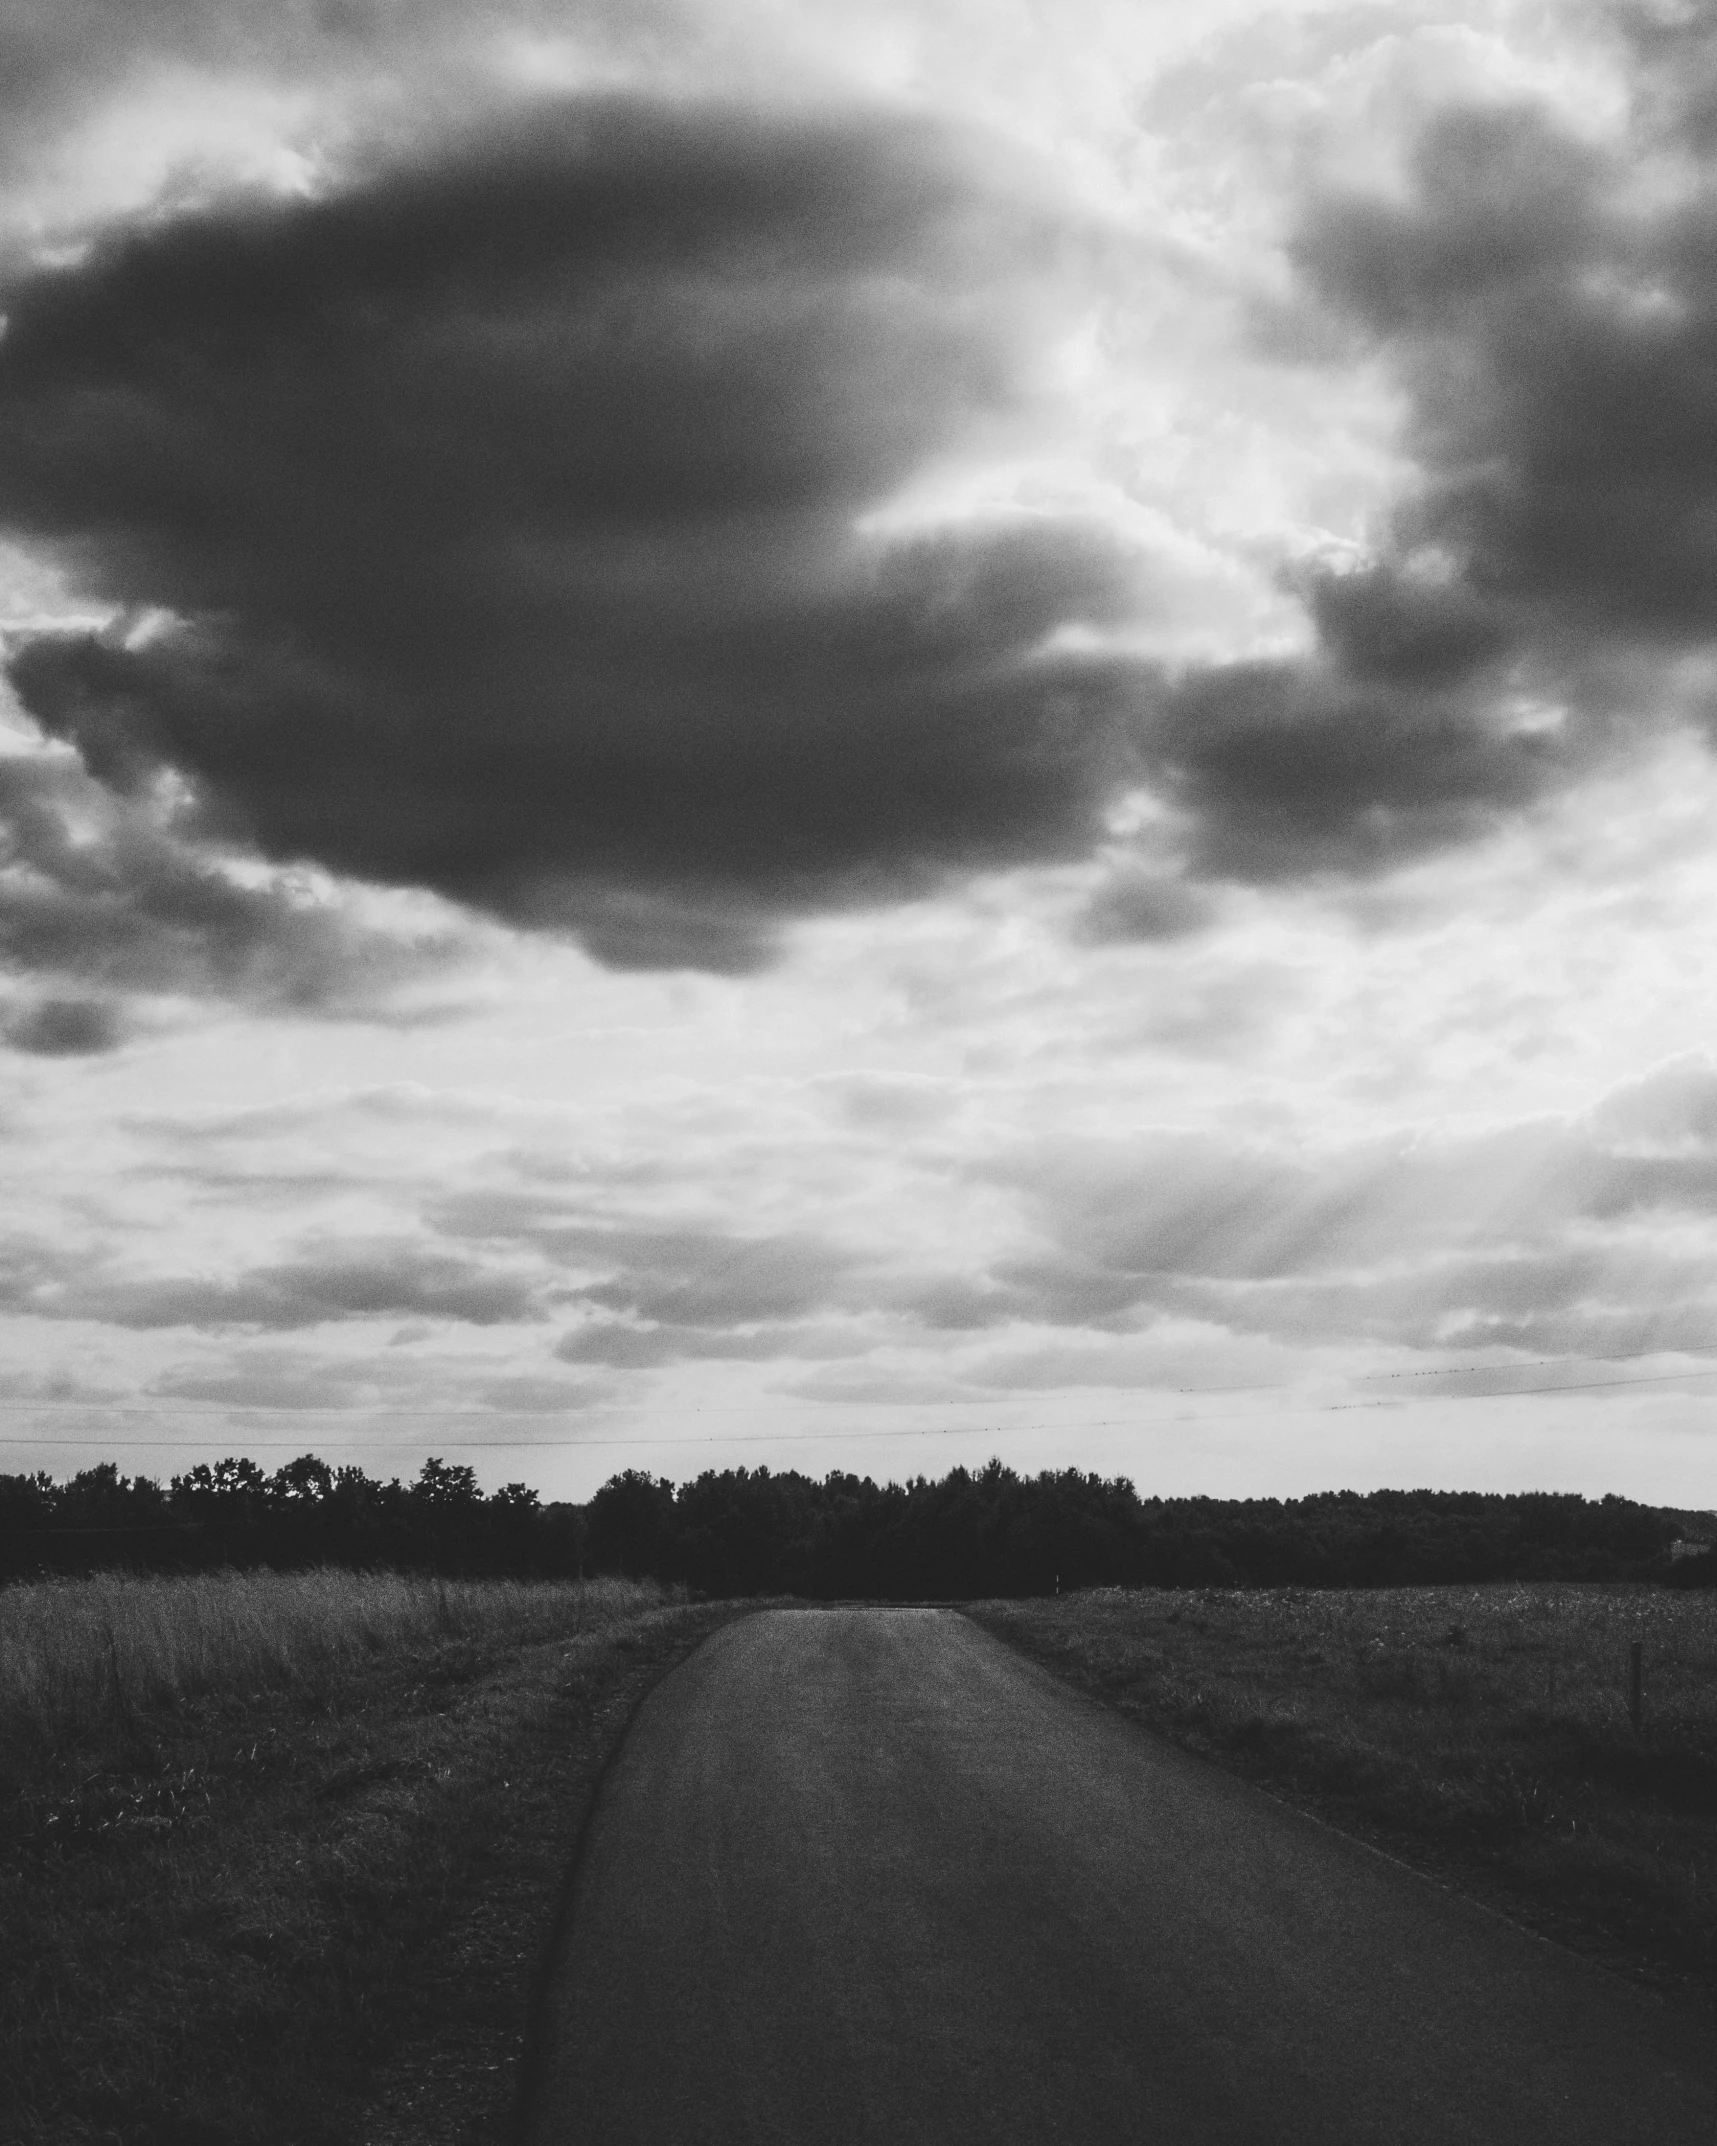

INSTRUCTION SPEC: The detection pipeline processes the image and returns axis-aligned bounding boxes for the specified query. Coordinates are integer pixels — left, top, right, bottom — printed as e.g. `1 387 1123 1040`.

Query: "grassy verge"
1 1570 750 2146
969 1583 1717 2002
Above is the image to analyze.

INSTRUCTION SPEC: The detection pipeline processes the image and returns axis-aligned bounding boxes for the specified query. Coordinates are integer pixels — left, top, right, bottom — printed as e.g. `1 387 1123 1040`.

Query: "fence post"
1628 1639 1643 1732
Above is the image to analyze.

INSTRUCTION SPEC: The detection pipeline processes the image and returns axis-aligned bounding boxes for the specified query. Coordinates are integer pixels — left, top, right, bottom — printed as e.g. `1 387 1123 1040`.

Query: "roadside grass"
1 1568 746 2146
1 1568 660 1790
969 1584 1717 1999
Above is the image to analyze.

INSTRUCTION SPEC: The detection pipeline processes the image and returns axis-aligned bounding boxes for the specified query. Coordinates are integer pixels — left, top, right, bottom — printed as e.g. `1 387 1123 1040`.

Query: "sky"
5 0 1717 1507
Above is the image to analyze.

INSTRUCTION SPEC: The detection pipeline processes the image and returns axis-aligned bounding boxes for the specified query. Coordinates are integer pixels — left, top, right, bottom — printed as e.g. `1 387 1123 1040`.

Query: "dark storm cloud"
1151 649 1562 881
1158 88 1717 886
0 748 467 1024
0 98 1149 968
15 85 1717 941
1291 102 1717 645
1138 91 1717 884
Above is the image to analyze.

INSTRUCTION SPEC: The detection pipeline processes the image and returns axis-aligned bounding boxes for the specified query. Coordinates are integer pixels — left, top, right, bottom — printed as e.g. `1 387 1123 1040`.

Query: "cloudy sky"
6 0 1717 1505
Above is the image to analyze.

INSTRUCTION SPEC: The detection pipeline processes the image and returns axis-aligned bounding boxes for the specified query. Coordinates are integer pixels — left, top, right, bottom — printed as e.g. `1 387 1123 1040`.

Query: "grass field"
16 1573 1714 2139
970 1583 1717 2000
1 1567 662 1789
1 1567 744 2146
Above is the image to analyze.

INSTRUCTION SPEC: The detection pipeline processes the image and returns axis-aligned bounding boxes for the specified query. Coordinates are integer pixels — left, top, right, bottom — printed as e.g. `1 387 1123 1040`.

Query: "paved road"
524 1608 1717 2144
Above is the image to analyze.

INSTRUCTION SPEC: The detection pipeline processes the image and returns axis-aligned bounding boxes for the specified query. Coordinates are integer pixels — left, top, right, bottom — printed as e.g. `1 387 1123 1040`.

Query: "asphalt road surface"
524 1607 1717 2144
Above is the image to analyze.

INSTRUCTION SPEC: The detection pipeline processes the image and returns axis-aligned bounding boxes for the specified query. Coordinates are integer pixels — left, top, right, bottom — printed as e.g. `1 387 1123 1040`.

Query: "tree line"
5 1452 1712 1592
0 1455 584 1583
584 1463 1711 1596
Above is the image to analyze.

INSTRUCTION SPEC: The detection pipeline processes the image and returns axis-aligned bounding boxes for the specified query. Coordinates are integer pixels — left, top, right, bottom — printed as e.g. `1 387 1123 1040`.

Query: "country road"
522 1607 1717 2144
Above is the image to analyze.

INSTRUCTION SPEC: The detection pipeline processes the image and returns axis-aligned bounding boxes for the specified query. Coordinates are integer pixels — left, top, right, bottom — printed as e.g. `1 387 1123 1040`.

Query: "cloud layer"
988 1056 1717 1363
4 3 1717 1508
0 98 1151 970
11 63 1717 969
1158 88 1717 884
0 743 467 1042
24 1054 1717 1378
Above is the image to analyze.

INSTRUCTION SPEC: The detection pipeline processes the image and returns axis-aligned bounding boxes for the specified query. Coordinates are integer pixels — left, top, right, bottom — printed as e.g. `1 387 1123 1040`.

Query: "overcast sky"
6 0 1717 1504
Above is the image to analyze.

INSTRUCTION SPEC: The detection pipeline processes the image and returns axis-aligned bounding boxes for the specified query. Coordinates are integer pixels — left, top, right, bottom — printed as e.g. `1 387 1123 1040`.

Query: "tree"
414 1457 480 1507
272 1453 335 1502
170 1456 269 1515
587 1471 677 1578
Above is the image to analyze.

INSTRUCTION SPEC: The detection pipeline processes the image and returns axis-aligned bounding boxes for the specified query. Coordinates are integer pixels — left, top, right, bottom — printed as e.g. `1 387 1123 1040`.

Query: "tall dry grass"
0 1567 669 1779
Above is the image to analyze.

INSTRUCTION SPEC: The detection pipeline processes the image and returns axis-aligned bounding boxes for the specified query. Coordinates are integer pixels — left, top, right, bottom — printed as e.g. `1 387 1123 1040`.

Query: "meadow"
970 1583 1717 1999
0 1566 662 1788
1 1567 740 2146
12 1571 1716 2141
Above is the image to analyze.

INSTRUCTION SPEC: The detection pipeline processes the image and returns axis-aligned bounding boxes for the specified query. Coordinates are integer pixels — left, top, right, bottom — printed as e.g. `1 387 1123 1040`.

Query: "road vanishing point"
523 1607 1717 2145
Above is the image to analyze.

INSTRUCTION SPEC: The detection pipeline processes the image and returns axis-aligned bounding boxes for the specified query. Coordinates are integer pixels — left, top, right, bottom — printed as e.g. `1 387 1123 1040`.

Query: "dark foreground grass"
970 1584 1717 2003
1 1570 750 2146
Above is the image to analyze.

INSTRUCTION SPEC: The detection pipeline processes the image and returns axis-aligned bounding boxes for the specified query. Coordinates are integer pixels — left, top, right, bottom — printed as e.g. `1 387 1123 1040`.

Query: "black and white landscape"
4 0 1717 1504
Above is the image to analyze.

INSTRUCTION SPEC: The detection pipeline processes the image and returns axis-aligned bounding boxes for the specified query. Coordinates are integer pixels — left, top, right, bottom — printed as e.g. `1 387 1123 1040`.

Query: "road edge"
506 1605 762 2145
960 1602 1717 2024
